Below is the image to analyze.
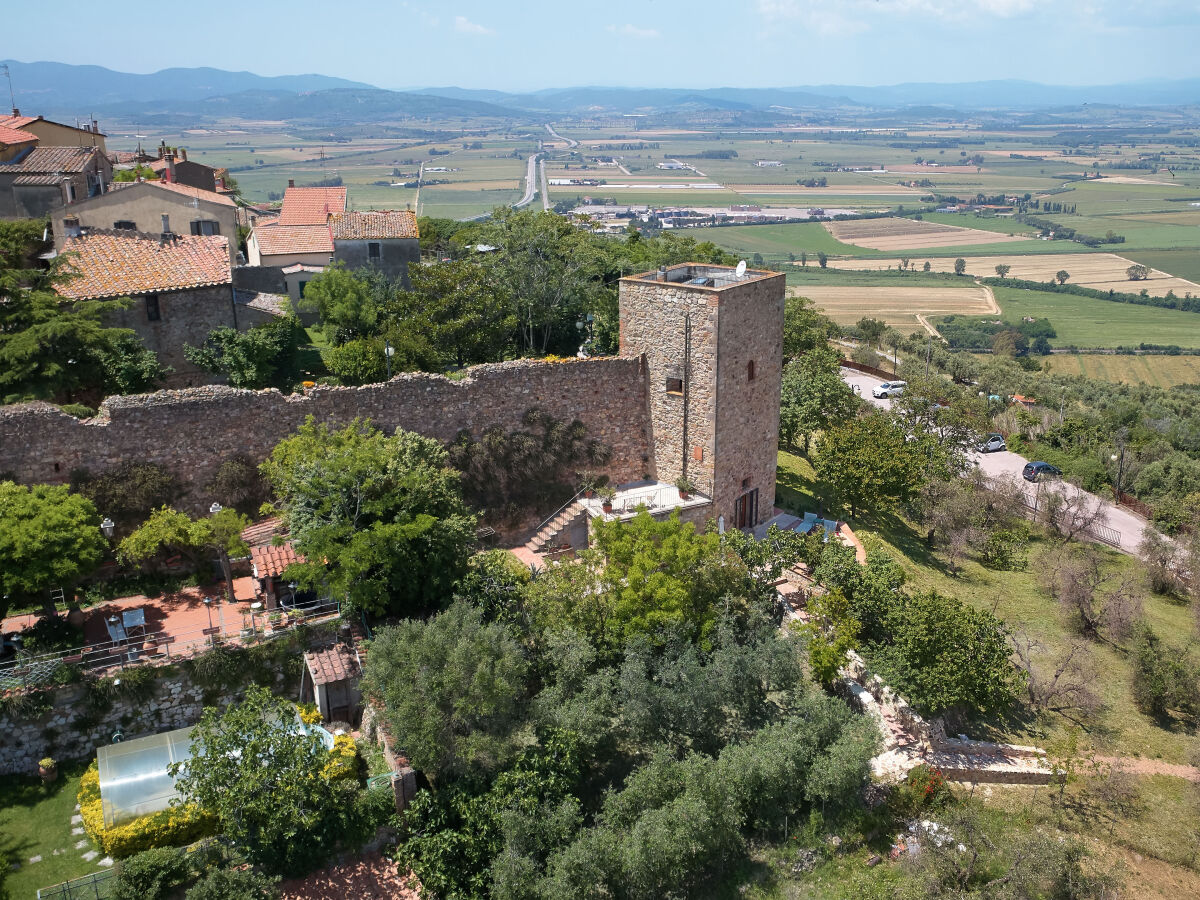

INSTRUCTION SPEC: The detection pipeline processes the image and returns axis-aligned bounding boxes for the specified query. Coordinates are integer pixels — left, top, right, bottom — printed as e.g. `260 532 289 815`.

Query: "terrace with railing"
1 594 340 696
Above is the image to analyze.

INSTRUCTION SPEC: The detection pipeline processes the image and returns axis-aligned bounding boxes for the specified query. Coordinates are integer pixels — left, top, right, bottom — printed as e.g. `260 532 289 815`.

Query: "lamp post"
384 341 394 379
100 517 115 539
209 502 237 606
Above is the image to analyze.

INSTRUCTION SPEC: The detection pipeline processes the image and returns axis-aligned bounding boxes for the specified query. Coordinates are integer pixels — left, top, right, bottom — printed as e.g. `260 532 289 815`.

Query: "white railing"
0 598 340 694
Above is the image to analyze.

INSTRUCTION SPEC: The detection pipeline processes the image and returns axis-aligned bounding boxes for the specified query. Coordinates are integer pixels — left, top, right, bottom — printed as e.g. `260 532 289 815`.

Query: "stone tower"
619 263 786 529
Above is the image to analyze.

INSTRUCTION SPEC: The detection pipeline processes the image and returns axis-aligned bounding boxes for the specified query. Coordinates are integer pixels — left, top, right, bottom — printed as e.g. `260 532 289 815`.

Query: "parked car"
979 433 1006 453
872 380 906 399
1022 461 1062 482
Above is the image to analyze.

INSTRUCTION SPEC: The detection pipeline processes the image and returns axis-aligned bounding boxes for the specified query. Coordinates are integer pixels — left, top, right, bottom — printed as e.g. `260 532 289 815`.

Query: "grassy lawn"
0 761 107 897
708 222 878 259
776 450 1200 765
1126 248 1200 283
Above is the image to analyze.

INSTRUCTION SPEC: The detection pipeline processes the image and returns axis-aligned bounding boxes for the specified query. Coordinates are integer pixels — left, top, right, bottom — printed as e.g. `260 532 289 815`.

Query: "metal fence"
1 598 340 695
1015 490 1122 549
37 869 116 900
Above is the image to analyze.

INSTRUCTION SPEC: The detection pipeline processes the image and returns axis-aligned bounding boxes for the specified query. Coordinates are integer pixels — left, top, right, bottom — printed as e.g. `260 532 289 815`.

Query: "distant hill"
1 60 377 115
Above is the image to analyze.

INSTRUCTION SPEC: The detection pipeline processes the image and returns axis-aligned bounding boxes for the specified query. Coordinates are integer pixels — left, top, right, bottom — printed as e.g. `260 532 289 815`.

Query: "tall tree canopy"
0 481 106 617
261 418 476 616
813 412 926 517
0 220 166 403
779 346 860 454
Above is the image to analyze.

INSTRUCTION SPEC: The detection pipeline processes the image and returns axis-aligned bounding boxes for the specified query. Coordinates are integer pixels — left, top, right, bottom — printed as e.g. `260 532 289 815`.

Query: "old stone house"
54 221 279 383
330 209 419 288
0 122 37 163
246 185 347 298
51 180 240 265
0 145 112 218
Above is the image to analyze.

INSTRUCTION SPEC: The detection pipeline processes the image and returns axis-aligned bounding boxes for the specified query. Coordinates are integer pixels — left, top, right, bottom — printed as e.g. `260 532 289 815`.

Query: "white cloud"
758 0 1037 26
606 24 661 39
454 15 492 35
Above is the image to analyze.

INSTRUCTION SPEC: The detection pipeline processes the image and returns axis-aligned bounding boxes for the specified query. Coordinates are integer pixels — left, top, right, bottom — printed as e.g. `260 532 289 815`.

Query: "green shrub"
323 338 389 385
71 461 181 527
185 867 280 900
59 403 97 419
111 846 192 900
980 526 1028 571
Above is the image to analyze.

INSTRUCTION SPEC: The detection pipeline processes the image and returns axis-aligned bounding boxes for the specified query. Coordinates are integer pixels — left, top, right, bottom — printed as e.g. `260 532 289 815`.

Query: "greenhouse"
96 718 336 827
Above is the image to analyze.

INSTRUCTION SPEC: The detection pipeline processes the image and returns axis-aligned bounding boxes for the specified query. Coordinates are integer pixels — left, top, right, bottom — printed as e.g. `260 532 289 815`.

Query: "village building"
330 209 419 287
0 145 112 218
0 110 107 154
50 180 240 265
54 218 279 381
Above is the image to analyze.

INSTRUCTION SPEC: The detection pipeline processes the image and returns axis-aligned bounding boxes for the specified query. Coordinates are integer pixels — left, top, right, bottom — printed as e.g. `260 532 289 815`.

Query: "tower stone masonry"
618 263 786 529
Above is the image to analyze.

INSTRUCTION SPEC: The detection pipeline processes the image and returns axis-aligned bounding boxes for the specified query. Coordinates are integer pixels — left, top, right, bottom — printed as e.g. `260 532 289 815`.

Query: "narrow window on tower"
747 360 756 381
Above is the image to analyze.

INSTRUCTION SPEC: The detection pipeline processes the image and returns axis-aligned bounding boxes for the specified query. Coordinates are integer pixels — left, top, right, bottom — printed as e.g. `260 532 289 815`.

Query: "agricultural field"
1039 353 1200 387
958 285 1200 348
789 284 996 332
827 252 1200 297
824 217 1030 251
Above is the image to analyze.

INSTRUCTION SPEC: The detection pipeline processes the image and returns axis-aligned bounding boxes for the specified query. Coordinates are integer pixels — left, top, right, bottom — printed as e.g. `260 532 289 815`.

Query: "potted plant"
598 486 617 513
675 476 696 500
38 757 57 783
267 612 282 634
578 471 602 499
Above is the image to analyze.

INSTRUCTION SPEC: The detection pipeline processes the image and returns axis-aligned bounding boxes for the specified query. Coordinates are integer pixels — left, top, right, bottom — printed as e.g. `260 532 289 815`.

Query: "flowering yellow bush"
296 702 322 725
322 734 360 782
77 761 216 858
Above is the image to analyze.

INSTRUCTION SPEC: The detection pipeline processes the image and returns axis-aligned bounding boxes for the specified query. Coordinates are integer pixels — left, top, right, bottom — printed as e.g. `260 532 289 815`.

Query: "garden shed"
301 643 363 724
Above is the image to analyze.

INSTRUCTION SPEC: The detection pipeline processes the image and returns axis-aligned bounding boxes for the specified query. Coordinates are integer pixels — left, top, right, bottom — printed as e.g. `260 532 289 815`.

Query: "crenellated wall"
0 357 651 511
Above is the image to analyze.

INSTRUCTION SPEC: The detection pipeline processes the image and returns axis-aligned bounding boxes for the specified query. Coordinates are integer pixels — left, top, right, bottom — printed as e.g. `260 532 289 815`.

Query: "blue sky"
8 0 1200 90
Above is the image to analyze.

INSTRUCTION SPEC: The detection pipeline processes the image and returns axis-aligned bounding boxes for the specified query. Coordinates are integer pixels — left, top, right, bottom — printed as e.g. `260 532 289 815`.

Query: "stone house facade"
0 145 112 218
330 210 420 288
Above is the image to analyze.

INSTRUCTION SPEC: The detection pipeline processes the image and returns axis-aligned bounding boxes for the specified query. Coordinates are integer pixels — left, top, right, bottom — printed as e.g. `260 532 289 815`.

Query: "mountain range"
5 60 1200 122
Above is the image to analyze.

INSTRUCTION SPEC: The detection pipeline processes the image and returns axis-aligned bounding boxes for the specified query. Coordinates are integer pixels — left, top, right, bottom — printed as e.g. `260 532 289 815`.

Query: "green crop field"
968 285 1200 348
1125 249 1200 283
707 222 877 258
1040 353 1200 387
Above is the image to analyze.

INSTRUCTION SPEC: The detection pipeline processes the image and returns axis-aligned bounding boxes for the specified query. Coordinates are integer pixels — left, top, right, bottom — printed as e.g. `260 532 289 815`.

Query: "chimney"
63 215 81 238
658 265 668 282
160 214 173 244
179 148 187 162
164 151 176 183
288 179 295 188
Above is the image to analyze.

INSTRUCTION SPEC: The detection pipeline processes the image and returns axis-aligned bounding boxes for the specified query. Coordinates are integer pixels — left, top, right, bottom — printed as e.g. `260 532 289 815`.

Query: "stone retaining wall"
0 357 651 512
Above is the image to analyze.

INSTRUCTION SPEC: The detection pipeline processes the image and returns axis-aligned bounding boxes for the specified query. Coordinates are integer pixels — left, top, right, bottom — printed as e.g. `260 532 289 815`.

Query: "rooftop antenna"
735 259 747 279
1 64 16 113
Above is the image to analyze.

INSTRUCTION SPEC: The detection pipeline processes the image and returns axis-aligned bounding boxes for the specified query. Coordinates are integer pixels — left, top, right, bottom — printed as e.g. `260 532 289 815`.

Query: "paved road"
545 123 578 148
514 153 541 208
838 368 1152 554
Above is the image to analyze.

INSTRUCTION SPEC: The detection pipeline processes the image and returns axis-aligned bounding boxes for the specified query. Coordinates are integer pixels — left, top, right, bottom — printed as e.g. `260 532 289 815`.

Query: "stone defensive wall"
0 356 652 509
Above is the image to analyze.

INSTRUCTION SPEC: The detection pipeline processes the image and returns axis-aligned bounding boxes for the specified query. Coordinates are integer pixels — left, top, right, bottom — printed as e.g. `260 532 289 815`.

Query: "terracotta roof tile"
0 123 38 146
330 209 419 240
241 517 285 548
108 179 236 207
253 222 334 256
304 644 360 686
0 146 99 174
251 542 304 578
12 173 63 186
55 231 231 300
0 115 39 130
279 186 347 225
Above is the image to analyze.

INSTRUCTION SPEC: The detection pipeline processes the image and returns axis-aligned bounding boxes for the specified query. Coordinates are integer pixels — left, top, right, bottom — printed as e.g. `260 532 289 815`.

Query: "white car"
872 380 906 399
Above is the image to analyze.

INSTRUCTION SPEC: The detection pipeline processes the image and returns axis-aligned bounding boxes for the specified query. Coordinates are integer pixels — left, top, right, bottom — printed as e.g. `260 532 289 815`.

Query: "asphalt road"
838 368 1151 554
514 153 541 208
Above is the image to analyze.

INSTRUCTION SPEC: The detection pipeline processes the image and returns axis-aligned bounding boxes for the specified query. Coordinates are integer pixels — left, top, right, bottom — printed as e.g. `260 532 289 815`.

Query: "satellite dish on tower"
735 259 747 278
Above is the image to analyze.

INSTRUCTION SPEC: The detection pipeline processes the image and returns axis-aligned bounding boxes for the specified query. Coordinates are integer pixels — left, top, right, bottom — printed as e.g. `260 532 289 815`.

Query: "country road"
839 367 1153 555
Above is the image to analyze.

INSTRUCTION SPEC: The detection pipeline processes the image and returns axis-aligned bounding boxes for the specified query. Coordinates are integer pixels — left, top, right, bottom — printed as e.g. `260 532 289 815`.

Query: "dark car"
979 433 1006 453
1023 461 1062 482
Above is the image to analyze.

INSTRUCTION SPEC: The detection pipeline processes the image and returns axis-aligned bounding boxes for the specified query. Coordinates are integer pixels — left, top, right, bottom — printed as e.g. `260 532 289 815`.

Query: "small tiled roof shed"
301 643 363 724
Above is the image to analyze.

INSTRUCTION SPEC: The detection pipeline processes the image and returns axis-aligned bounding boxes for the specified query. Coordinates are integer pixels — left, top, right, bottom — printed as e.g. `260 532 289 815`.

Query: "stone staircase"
525 499 588 553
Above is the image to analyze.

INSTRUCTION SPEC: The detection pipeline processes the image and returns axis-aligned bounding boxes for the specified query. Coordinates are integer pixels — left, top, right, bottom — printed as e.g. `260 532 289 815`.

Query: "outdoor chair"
122 608 147 637
796 512 819 533
105 617 128 645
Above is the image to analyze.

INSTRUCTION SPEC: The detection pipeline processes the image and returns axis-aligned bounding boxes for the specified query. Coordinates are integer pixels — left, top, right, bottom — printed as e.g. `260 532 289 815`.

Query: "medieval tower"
618 263 786 529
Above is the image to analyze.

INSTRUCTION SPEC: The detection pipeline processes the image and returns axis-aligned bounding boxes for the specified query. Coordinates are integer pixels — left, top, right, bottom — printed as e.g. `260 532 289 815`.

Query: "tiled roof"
253 222 333 256
0 123 38 146
0 115 39 130
0 146 99 174
278 186 347 225
108 179 236 207
56 231 231 300
280 263 327 275
330 209 419 240
241 517 285 548
251 542 304 578
304 644 360 686
13 173 63 186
